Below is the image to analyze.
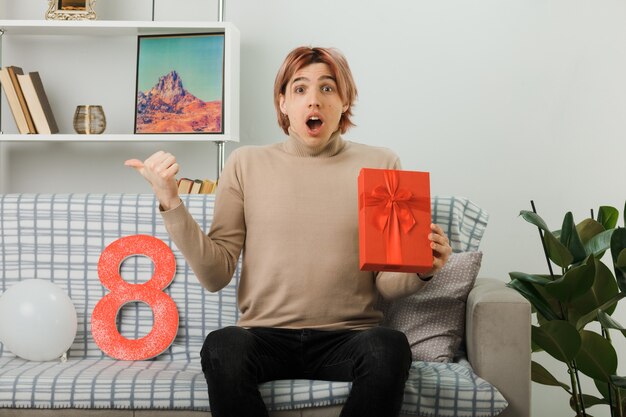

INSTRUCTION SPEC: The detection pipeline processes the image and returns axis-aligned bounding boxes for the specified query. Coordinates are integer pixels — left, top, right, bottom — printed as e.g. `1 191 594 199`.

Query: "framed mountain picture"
134 33 225 134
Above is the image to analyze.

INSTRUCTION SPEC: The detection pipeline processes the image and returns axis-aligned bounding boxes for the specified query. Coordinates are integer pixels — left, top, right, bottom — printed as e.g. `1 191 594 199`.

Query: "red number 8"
91 235 178 360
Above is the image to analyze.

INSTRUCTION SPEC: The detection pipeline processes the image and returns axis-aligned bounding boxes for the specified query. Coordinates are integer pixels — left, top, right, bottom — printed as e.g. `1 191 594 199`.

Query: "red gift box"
358 168 432 273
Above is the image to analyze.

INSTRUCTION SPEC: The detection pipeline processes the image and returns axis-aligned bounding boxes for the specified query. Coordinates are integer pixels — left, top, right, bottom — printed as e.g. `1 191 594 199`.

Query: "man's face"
279 63 348 149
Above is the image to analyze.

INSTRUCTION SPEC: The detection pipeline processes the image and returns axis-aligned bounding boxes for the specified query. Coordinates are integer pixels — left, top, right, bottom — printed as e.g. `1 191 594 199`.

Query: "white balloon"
0 279 77 361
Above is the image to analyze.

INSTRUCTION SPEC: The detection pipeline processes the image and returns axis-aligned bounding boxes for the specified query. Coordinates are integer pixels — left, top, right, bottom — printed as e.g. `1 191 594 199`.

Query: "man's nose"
307 90 321 107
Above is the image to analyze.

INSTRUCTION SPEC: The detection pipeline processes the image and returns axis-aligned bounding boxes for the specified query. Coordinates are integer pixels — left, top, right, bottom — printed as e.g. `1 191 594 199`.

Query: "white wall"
1 1 625 416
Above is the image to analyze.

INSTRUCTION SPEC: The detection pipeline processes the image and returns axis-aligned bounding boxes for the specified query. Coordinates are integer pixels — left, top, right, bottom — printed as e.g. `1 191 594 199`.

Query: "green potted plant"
508 201 626 416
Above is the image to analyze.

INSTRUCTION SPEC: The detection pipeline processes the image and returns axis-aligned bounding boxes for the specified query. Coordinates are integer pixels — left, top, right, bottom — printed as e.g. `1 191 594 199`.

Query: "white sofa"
0 194 530 417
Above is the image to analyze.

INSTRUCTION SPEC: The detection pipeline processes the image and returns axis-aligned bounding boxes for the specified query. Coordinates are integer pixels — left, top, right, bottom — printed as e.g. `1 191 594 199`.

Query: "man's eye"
321 85 334 93
294 86 305 94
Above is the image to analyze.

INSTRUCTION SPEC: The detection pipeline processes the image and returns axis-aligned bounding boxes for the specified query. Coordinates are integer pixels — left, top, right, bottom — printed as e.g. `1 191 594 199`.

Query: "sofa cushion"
0 357 506 416
431 196 488 253
380 252 483 362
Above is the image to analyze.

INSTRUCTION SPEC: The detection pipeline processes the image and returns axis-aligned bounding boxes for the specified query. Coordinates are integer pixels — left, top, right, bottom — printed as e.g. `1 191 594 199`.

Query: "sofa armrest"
466 278 531 417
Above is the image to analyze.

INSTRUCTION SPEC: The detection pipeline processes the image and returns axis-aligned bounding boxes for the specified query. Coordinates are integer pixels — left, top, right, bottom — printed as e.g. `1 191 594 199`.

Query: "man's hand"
125 151 181 211
420 223 452 279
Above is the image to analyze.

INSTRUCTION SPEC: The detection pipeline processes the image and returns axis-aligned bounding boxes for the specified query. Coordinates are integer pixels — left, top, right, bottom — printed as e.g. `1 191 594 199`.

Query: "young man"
126 46 451 417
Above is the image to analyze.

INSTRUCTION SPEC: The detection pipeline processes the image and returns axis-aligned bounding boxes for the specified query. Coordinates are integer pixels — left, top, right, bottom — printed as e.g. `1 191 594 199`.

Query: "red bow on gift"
364 170 421 264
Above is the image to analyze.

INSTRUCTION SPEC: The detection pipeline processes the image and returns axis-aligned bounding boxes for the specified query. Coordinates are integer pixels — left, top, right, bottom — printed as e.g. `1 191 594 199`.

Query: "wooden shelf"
0 20 234 37
0 133 235 142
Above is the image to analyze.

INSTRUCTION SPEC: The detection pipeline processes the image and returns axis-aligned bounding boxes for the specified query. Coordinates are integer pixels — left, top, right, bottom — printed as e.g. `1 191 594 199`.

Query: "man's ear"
279 94 287 114
342 103 349 113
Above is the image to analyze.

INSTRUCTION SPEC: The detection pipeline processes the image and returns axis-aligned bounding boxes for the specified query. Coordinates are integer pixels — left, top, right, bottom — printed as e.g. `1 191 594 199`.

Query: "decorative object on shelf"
73 105 106 134
134 33 225 134
0 279 78 361
46 0 97 21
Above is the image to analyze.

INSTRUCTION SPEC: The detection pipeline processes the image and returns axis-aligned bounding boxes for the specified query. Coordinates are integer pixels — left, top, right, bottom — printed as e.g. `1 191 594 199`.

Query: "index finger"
430 223 445 236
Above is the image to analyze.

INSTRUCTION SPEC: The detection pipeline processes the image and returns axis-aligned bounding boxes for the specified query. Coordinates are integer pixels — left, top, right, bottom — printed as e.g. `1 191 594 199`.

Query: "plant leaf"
569 258 618 325
507 279 560 321
545 256 595 303
532 279 566 322
594 377 626 407
577 218 606 245
576 293 626 330
569 394 608 411
611 228 626 292
584 229 615 259
575 330 618 381
532 321 581 362
519 210 574 267
618 248 626 269
531 360 570 391
544 231 574 268
597 206 619 231
595 378 611 403
598 311 626 338
561 212 587 263
509 271 551 286
611 375 626 388
520 210 551 232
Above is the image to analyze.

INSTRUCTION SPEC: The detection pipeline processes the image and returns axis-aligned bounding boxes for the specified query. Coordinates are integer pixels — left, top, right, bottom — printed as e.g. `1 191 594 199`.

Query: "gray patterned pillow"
380 251 483 362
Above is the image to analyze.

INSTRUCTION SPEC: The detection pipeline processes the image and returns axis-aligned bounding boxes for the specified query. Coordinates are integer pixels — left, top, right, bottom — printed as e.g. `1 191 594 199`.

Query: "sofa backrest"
0 194 487 362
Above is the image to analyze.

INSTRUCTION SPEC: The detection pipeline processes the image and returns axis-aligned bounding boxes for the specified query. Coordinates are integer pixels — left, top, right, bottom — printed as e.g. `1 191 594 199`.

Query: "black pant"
200 326 412 417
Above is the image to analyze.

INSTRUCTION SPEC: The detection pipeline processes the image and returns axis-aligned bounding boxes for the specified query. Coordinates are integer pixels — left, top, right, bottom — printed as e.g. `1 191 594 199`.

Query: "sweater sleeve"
373 154 429 300
160 149 245 292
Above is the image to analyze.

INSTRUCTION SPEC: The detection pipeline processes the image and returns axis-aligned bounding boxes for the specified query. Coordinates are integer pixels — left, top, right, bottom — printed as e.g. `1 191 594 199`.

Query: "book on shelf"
189 179 203 194
7 66 37 133
177 178 217 194
177 178 194 194
16 71 59 135
0 66 33 134
199 179 216 194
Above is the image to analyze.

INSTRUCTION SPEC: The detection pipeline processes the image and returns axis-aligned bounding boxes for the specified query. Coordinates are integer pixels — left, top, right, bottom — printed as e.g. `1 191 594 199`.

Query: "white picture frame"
46 0 97 21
